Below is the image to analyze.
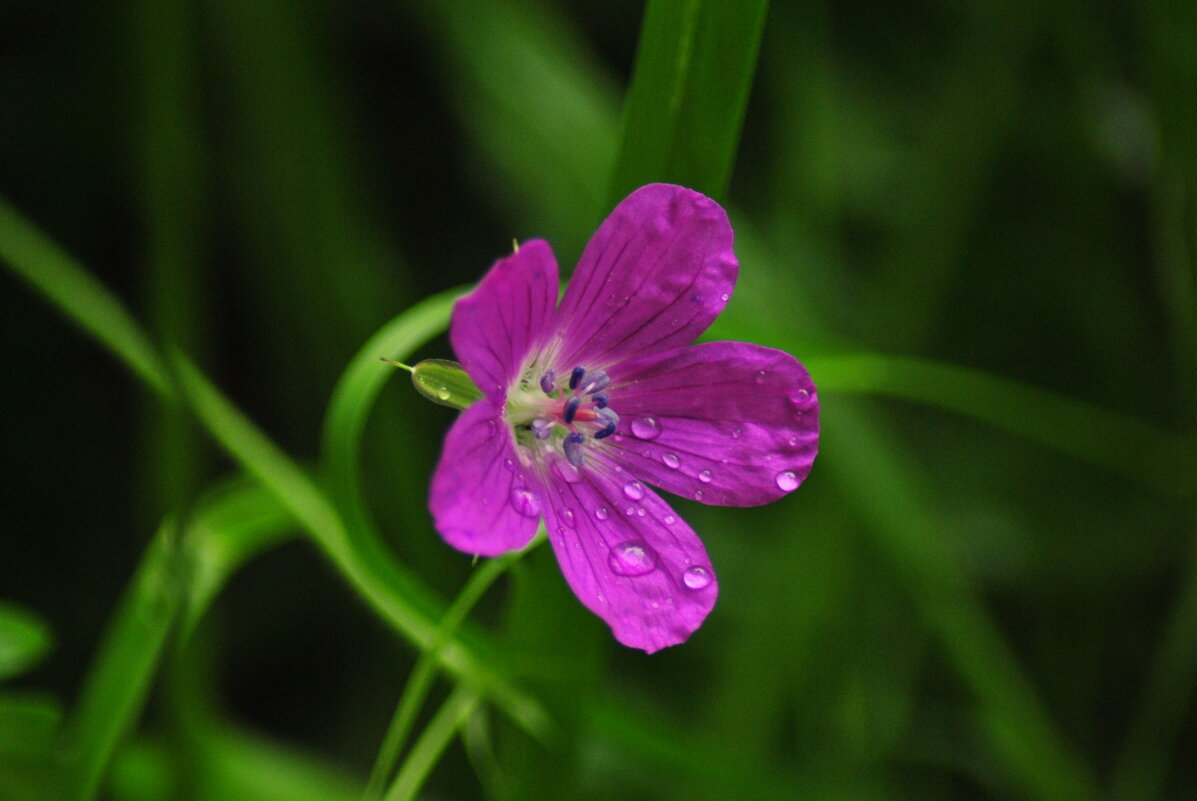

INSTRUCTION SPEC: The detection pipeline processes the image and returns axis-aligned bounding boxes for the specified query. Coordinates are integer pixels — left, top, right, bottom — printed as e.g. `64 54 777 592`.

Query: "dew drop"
436 385 451 401
560 508 576 528
594 506 610 521
636 506 646 517
755 370 766 384
662 452 680 469
487 420 498 439
503 458 516 473
788 436 799 446
694 489 705 501
775 470 800 491
663 514 676 525
625 505 636 516
509 487 540 517
682 565 713 590
608 540 659 577
630 416 661 440
732 428 742 439
515 445 534 467
623 481 646 500
719 292 729 302
698 469 713 484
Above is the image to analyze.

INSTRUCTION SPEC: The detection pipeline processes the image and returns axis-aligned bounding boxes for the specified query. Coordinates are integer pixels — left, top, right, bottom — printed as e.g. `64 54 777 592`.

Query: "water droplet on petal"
636 506 646 517
509 487 540 517
625 505 636 516
694 489 704 501
560 508 576 528
698 469 712 484
683 566 713 590
487 420 498 439
623 481 646 500
503 458 515 473
755 370 766 384
775 470 800 491
719 292 729 302
663 514 676 525
608 540 658 577
630 416 661 440
436 386 451 400
731 428 742 439
788 436 798 446
515 445 534 467
662 452 680 469
594 506 610 521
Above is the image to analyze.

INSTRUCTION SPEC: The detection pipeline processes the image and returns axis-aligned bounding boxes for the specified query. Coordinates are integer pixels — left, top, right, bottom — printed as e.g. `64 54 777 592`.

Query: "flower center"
508 364 619 468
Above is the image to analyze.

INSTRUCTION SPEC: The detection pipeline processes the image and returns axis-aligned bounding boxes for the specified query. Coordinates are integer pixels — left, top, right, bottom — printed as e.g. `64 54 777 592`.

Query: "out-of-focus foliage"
1 0 1194 799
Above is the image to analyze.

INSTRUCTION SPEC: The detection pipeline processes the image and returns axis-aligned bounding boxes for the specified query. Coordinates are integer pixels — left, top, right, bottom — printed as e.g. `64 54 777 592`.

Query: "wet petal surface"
532 456 717 653
451 240 559 400
552 184 737 370
603 341 819 506
430 401 541 556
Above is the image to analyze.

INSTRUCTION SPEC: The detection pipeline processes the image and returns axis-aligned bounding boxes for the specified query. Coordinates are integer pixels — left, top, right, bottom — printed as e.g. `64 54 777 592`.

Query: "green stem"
382 686 481 801
364 543 534 799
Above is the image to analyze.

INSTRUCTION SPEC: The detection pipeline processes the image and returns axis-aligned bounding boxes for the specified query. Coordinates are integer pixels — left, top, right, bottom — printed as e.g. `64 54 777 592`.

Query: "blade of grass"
809 352 1194 496
382 685 481 801
321 286 467 535
0 195 171 396
63 517 187 801
608 0 770 204
170 350 550 740
365 541 536 800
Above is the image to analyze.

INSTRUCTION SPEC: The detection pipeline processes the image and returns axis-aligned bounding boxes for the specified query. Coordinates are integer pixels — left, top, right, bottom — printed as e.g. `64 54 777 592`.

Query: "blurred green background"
1 0 1195 799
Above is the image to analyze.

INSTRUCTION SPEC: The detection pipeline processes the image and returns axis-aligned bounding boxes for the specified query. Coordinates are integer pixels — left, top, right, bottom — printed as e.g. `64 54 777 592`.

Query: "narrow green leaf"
0 693 63 801
63 519 187 801
410 358 483 410
383 685 481 801
810 352 1194 496
0 195 172 396
608 0 770 203
0 602 54 681
170 351 550 739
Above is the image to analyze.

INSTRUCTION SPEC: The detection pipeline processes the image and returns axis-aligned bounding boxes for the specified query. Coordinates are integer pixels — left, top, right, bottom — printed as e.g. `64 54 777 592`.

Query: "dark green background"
1 0 1194 799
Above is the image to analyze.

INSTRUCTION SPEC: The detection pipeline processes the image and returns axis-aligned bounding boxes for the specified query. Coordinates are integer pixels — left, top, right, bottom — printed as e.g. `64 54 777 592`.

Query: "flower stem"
378 357 414 373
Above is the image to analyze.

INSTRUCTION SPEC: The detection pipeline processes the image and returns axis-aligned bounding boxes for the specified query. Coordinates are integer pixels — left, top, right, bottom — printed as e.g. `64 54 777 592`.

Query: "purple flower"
429 184 819 653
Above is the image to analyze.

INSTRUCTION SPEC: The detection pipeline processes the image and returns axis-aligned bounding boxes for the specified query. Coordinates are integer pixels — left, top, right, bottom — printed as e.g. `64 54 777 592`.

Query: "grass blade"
0 195 171 396
608 0 770 203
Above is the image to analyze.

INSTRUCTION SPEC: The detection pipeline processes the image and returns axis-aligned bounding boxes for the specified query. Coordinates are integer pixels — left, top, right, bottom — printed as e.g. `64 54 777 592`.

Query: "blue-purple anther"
580 371 610 395
569 366 586 390
563 396 581 424
539 369 556 394
594 407 619 439
591 393 609 409
530 418 553 439
563 432 586 467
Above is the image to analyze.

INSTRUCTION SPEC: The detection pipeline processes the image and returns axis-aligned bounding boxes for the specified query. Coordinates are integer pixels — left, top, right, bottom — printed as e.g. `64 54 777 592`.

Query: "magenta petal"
603 341 819 507
430 401 541 557
533 458 717 653
451 240 559 400
552 184 737 370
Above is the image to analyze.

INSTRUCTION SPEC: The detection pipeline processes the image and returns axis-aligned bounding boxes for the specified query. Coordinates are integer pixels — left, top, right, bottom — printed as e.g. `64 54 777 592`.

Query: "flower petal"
551 184 737 370
602 341 819 507
430 401 541 556
451 240 559 400
532 456 717 653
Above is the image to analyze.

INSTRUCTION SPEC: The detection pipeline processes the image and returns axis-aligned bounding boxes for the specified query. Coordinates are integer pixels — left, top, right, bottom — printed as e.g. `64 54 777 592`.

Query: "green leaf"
608 0 770 204
0 693 64 801
809 352 1194 496
0 195 172 397
0 602 54 681
170 351 551 740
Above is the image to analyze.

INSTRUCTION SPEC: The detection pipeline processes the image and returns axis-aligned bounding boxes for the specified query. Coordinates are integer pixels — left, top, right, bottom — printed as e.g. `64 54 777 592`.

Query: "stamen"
596 407 619 428
563 432 586 467
563 396 581 424
539 370 556 394
569 366 585 390
530 418 553 439
591 393 609 409
595 422 617 440
580 371 609 395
